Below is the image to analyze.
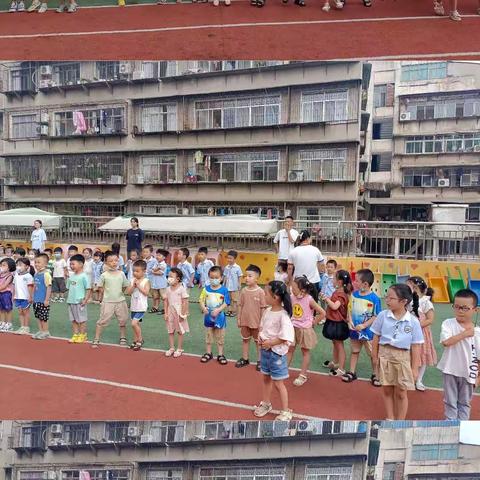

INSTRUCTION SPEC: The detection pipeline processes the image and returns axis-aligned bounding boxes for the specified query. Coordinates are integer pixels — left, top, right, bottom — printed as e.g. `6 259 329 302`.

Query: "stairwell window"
301 90 348 123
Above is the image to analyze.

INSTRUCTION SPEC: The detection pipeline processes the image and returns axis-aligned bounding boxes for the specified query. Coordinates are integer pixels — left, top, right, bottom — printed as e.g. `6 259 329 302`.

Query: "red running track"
0 0 479 59
0 335 478 420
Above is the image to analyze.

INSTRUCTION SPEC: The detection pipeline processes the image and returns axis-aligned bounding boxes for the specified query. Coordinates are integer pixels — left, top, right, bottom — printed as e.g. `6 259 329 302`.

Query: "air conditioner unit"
40 125 49 136
438 178 450 187
140 434 154 443
399 112 411 122
39 65 52 76
128 426 140 438
296 420 316 435
50 424 63 435
40 112 49 124
119 62 132 75
132 70 145 81
288 170 304 182
474 145 480 152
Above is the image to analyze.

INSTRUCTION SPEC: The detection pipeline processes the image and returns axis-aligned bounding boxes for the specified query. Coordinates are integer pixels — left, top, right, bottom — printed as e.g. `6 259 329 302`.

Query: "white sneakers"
415 381 426 392
14 326 30 335
0 322 13 333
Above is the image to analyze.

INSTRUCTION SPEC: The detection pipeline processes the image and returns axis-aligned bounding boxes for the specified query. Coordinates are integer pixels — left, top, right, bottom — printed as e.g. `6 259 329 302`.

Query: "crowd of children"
0 239 478 422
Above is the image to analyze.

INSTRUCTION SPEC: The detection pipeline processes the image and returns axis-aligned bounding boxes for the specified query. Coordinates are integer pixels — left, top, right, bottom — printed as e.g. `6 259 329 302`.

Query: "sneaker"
3 323 13 332
9 1 18 12
253 401 272 417
213 0 219 5
322 1 330 11
334 0 343 8
275 408 293 421
67 2 77 12
14 326 26 335
0 322 5 331
449 9 461 20
38 2 48 12
68 334 79 344
27 0 41 11
22 326 30 335
31 331 43 339
36 331 50 340
415 381 426 392
18 0 25 9
56 2 66 10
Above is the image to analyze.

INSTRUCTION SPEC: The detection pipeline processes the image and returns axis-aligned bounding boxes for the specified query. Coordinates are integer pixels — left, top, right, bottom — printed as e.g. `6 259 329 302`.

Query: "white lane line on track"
0 362 321 419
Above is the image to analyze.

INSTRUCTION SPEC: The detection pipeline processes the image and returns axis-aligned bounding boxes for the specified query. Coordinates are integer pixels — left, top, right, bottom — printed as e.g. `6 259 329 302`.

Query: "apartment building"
365 61 480 223
0 60 370 225
373 421 480 480
0 421 370 480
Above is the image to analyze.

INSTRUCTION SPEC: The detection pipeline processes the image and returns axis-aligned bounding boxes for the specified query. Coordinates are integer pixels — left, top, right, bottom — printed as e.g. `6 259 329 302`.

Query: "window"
374 85 387 108
299 149 349 181
405 133 480 154
105 422 130 442
301 90 348 123
19 473 45 480
199 466 285 480
11 113 39 139
411 443 459 461
381 463 400 480
467 205 480 222
62 472 129 480
305 465 353 480
64 423 90 444
401 62 447 82
297 206 345 236
141 61 178 78
96 61 120 80
147 470 182 480
52 63 81 86
0 112 4 138
20 425 46 449
195 95 281 129
204 421 231 440
403 169 435 187
140 104 177 132
372 118 393 140
148 422 185 442
371 154 392 172
9 63 36 92
138 204 177 215
139 155 176 183
404 96 480 121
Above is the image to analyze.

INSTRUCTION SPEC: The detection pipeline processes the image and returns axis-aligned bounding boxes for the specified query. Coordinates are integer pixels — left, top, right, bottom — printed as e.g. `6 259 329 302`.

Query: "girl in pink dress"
164 267 190 358
407 276 437 392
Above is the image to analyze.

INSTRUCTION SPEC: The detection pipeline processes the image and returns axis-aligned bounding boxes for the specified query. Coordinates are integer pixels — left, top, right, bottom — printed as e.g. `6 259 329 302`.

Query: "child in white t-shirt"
13 258 34 334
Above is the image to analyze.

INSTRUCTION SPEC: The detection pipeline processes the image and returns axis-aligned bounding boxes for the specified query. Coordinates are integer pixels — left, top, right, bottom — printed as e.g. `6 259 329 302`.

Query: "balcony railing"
9 423 48 451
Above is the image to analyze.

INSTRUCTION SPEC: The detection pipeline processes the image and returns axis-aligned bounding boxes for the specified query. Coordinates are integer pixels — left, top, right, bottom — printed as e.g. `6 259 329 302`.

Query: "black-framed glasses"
452 304 474 312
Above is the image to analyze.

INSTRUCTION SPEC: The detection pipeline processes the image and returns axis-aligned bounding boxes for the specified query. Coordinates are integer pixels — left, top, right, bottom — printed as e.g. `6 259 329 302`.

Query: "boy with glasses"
437 289 480 420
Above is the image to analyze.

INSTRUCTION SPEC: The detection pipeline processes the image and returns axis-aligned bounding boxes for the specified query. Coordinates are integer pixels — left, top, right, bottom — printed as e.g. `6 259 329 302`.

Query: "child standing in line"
288 276 325 386
164 267 190 358
32 253 52 340
83 248 95 301
254 280 295 421
407 276 436 392
321 270 353 377
151 249 169 314
199 266 230 365
371 284 424 420
66 254 91 344
437 289 480 420
0 258 16 332
342 269 382 386
92 251 104 304
274 262 289 284
126 260 150 351
320 259 337 301
196 247 214 289
126 249 140 282
92 251 130 348
177 248 195 293
44 248 54 276
142 245 157 309
236 264 266 370
52 247 68 303
223 250 243 317
66 245 79 278
13 258 34 335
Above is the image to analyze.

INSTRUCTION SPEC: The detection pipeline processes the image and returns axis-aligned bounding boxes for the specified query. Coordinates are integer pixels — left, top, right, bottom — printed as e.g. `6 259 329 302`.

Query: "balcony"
0 63 37 96
8 423 48 452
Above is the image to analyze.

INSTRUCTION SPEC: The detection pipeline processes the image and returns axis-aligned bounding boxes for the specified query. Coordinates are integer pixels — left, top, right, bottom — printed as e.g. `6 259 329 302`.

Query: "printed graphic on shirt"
351 293 381 341
292 302 304 319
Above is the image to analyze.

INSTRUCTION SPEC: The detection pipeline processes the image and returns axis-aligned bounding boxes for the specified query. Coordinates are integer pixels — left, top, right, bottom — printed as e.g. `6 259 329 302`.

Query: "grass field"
5 288 462 390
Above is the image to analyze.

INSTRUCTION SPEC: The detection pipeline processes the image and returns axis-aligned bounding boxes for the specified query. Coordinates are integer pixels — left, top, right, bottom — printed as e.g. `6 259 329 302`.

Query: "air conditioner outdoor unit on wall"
288 170 304 182
39 125 49 136
128 426 140 438
474 144 480 152
438 178 450 187
39 65 52 76
119 62 132 75
399 112 411 122
51 424 63 435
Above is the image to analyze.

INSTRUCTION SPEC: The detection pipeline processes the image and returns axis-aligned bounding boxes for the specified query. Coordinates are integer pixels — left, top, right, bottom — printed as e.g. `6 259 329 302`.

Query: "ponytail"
295 230 311 247
426 287 435 301
268 280 293 317
336 269 353 295
293 275 319 302
407 276 433 300
411 290 420 318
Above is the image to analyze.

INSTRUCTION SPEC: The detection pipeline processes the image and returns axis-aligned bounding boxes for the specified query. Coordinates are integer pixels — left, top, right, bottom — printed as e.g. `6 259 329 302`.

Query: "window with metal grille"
148 422 185 442
405 133 480 154
140 104 177 132
301 90 348 123
374 85 387 108
105 422 130 442
138 204 177 215
9 63 36 92
404 95 480 121
381 463 398 480
147 470 183 480
20 425 47 449
141 61 178 78
11 113 39 139
52 63 81 86
19 472 45 480
305 465 353 480
64 423 90 444
140 155 176 183
400 62 447 82
299 149 349 181
411 443 459 461
62 471 129 480
402 169 435 187
297 206 345 223
199 466 285 480
195 96 281 129
96 61 120 80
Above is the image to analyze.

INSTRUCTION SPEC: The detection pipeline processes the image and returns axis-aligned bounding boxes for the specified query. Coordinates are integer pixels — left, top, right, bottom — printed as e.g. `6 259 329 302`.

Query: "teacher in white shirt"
273 216 299 268
31 219 47 252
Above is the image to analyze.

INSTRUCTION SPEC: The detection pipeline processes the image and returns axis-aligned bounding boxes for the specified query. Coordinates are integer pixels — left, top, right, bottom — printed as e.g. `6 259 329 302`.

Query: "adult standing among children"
273 216 299 269
287 230 325 292
31 220 47 253
126 217 145 256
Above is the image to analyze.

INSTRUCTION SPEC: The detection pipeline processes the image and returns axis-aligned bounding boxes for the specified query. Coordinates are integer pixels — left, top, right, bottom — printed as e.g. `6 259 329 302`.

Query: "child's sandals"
165 348 176 357
119 337 128 346
323 360 335 369
341 371 358 383
370 374 382 387
275 408 293 421
173 349 184 358
217 354 228 365
449 10 461 20
322 1 330 12
253 401 272 417
293 374 308 386
91 339 100 349
149 307 159 313
201 352 213 363
132 341 143 351
433 0 445 15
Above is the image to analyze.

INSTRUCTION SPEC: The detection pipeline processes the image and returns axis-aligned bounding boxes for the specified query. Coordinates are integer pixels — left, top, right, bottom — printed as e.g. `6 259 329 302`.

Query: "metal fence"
1 217 480 261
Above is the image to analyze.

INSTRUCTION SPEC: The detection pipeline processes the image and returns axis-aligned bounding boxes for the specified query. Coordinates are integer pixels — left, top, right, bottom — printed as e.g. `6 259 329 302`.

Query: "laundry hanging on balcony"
79 471 91 480
73 111 87 134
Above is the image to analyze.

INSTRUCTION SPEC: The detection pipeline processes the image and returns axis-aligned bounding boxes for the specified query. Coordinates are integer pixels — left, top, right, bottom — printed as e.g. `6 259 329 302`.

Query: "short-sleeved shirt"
14 272 34 300
437 318 480 384
320 273 335 298
291 293 314 329
259 307 295 356
223 264 243 292
370 309 424 350
178 261 195 288
98 270 129 303
144 256 157 282
130 278 150 312
31 228 47 251
53 258 67 278
197 259 214 287
66 272 91 304
126 228 144 253
350 290 382 341
199 285 230 329
152 260 168 289
33 270 52 303
238 286 267 329
326 290 349 322
93 261 104 284
274 229 299 260
288 245 324 284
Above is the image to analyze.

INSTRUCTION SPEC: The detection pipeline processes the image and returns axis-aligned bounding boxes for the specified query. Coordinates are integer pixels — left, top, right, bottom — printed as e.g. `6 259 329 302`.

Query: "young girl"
254 281 295 421
288 276 325 386
164 267 190 358
83 248 94 300
92 251 104 304
321 270 353 376
151 249 168 314
112 243 125 273
407 276 436 392
274 262 289 284
371 284 424 420
13 258 34 335
0 258 15 332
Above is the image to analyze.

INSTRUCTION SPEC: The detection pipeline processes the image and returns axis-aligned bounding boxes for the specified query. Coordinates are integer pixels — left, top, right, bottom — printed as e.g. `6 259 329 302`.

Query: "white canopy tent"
0 208 61 229
99 215 278 236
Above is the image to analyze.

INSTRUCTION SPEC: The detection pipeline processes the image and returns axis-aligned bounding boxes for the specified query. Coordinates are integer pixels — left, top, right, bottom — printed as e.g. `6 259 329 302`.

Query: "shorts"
131 312 145 322
97 301 129 327
378 344 415 390
68 304 88 324
350 328 374 341
0 291 13 312
260 348 289 381
240 326 259 341
52 277 67 294
33 302 50 322
294 326 318 350
350 337 373 356
15 299 31 310
322 319 350 341
205 327 226 346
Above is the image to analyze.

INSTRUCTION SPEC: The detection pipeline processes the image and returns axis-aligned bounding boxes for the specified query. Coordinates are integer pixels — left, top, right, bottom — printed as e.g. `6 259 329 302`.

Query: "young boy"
199 266 230 365
13 258 34 335
66 245 79 278
126 249 140 282
66 254 91 344
437 289 480 420
342 268 382 385
52 247 68 303
177 248 195 293
3 246 14 260
92 251 104 304
320 259 337 300
92 251 130 348
126 259 150 351
196 247 214 289
151 249 168 314
0 258 16 332
236 264 266 370
43 248 54 276
14 247 26 261
32 253 52 340
141 245 156 296
223 250 243 317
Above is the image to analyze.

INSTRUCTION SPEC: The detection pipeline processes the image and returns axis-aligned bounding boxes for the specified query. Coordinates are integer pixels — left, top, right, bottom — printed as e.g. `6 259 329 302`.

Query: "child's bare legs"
177 332 184 350
72 320 80 336
349 339 362 373
80 321 87 336
287 346 295 366
152 290 160 310
262 375 274 405
93 324 103 341
274 380 289 411
20 308 30 328
333 340 346 370
216 339 224 357
382 386 395 419
242 337 252 360
119 325 126 339
168 333 175 350
132 319 142 342
394 387 409 420
0 311 5 323
299 348 311 376
5 310 12 325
